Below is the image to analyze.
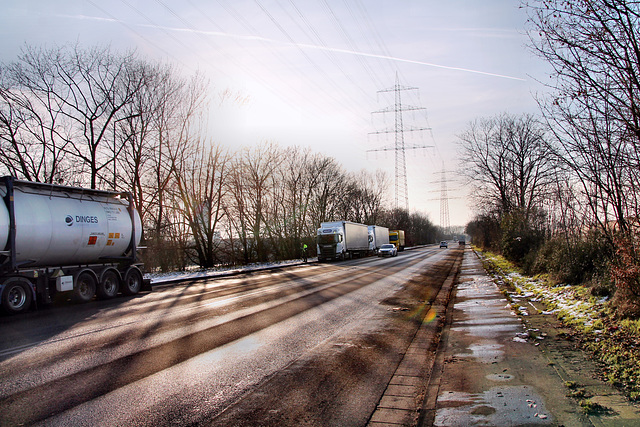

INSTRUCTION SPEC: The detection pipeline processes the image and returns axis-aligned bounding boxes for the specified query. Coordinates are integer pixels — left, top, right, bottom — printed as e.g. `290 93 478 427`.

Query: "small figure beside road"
302 243 308 262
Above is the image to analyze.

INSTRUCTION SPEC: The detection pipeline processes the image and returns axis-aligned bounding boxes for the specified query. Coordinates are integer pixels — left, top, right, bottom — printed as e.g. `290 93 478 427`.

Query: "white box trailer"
0 176 149 314
368 225 389 253
317 221 369 261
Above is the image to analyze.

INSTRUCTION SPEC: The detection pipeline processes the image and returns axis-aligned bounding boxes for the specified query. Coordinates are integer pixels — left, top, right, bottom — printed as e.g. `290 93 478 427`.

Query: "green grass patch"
579 399 612 415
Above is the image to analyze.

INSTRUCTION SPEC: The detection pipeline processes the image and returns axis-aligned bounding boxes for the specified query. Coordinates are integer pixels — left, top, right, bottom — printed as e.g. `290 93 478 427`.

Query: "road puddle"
435 385 551 425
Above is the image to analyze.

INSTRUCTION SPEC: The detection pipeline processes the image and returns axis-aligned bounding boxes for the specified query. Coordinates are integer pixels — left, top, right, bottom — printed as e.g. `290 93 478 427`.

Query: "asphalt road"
0 246 461 426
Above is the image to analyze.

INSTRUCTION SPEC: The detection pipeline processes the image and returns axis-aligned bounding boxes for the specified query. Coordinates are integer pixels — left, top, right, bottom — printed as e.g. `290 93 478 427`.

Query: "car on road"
378 243 397 257
439 241 448 248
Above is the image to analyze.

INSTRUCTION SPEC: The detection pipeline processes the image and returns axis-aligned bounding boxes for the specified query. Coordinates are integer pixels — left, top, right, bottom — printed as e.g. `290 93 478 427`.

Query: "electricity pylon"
368 73 431 211
440 167 450 234
429 167 459 235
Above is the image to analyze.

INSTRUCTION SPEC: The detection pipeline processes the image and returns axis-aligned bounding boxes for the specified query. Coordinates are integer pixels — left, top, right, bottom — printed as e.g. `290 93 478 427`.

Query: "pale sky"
0 0 550 227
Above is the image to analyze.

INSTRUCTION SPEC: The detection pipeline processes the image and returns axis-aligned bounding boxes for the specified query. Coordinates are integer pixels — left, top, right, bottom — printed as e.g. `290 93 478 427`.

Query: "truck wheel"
1 278 33 314
122 268 143 296
72 272 96 303
97 270 120 299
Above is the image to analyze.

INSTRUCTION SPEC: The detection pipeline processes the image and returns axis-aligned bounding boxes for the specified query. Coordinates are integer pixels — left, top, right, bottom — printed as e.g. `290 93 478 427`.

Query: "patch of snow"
145 258 316 284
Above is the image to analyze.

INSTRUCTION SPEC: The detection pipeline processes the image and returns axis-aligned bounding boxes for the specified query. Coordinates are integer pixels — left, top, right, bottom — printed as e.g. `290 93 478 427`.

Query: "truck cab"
389 230 405 252
317 226 345 261
316 221 369 261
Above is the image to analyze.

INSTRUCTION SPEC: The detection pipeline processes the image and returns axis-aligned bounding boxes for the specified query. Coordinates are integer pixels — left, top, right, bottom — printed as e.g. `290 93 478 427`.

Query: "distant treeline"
0 44 440 270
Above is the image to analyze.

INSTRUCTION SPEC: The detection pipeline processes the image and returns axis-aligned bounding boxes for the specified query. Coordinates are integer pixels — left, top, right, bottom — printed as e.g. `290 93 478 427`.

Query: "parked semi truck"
389 229 406 252
0 176 148 314
368 225 389 254
317 221 369 261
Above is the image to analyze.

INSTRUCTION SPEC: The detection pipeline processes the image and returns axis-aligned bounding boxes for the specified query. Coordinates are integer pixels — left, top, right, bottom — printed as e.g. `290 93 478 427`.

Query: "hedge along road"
0 246 462 426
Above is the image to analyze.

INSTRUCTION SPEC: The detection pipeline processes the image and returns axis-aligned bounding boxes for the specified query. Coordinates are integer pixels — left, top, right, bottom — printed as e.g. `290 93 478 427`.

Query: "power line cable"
119 0 212 72
252 0 371 126
86 0 186 68
285 0 373 103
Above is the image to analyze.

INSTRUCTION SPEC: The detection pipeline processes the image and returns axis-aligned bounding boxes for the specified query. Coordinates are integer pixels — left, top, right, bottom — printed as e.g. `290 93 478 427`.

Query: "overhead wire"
118 0 221 73
285 0 372 102
319 0 381 92
252 0 372 128
346 1 440 208
61 1 450 217
85 0 187 68
341 0 388 90
282 0 375 134
353 1 440 166
352 0 397 81
155 0 347 128
350 0 426 131
211 0 364 123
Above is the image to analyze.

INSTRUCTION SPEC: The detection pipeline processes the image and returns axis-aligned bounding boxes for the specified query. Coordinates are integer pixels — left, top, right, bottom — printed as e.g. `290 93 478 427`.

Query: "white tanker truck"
0 176 149 314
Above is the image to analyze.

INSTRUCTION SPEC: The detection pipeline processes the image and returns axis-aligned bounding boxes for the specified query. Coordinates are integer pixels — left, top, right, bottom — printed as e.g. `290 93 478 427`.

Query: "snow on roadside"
477 251 607 334
145 258 316 285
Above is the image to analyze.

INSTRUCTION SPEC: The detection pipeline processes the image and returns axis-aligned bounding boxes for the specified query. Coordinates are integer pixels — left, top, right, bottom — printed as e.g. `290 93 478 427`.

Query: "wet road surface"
0 246 461 426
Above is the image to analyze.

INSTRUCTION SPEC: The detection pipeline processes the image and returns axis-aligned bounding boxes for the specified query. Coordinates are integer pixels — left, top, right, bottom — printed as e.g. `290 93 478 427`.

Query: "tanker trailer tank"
0 176 148 314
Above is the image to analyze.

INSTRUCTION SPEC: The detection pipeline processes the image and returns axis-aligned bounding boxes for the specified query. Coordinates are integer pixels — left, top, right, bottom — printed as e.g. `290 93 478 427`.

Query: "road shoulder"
424 248 593 426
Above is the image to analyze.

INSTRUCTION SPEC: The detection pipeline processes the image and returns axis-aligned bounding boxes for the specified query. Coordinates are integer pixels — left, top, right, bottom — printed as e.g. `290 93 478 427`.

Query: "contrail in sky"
63 14 526 81
294 43 526 81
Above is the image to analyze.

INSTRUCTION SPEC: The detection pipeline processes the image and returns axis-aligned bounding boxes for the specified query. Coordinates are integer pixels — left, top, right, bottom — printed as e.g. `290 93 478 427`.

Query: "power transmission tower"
368 73 432 211
440 167 450 234
428 168 460 233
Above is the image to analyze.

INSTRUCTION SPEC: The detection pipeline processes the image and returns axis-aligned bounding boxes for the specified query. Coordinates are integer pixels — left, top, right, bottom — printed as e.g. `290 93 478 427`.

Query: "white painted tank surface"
0 183 142 267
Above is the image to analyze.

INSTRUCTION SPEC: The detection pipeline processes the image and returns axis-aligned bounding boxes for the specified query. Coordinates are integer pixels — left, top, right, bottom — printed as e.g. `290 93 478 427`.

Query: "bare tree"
525 0 640 236
266 146 310 259
224 164 251 264
352 169 390 224
226 142 283 264
307 156 348 225
265 147 343 259
4 44 146 188
0 52 74 182
143 70 209 245
173 140 229 268
458 113 557 221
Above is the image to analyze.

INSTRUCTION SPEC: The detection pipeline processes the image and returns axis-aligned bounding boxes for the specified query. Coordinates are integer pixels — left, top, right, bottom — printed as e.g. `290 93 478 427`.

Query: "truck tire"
1 278 33 314
97 270 120 299
72 272 97 303
122 267 143 296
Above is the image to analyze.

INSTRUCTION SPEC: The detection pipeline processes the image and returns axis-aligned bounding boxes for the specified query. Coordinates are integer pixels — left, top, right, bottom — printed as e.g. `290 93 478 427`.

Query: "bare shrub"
612 236 640 318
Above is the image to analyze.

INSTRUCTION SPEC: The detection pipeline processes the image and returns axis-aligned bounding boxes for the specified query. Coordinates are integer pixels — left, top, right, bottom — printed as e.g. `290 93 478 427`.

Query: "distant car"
378 243 398 257
459 240 466 246
439 241 448 248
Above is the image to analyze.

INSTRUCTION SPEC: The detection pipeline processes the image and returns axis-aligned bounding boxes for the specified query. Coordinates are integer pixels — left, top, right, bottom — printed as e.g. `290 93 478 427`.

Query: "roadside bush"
143 236 190 272
465 213 501 252
611 236 640 319
500 210 545 268
532 231 612 287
